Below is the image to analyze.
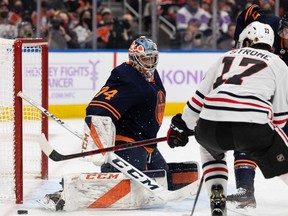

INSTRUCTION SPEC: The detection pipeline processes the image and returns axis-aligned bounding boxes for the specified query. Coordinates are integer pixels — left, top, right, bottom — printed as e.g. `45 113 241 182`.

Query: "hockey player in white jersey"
167 21 288 216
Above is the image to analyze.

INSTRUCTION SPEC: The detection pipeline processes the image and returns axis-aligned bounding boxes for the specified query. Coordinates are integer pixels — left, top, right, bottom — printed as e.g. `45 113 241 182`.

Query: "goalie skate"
37 191 65 211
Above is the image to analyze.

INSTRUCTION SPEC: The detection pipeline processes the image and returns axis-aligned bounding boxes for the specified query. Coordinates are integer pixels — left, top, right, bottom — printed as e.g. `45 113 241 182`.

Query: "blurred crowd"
0 0 287 50
153 0 287 50
0 0 140 49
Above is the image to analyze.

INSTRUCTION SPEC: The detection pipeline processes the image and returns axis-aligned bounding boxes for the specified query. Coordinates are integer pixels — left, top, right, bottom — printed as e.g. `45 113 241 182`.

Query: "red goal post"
0 38 48 204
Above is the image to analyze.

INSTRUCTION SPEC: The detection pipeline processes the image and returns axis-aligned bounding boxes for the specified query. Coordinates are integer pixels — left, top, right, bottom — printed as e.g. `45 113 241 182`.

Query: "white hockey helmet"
236 21 274 49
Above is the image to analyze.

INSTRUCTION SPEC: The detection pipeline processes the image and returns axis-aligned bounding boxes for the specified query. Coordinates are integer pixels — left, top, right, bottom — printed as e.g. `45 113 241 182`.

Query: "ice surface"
1 117 287 216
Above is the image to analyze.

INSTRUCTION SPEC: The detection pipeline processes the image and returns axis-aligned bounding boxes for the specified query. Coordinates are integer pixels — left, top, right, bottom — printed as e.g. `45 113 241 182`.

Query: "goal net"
0 38 49 204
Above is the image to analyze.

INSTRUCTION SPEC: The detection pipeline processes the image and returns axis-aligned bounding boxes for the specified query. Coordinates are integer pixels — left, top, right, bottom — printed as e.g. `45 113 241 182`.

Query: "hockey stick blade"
39 133 167 161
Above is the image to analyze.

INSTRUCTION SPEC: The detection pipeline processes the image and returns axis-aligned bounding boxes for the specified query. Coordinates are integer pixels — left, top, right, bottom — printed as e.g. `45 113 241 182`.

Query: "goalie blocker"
39 162 198 211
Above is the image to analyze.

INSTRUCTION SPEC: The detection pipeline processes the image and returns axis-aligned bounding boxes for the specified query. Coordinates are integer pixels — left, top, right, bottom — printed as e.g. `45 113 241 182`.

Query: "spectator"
31 0 55 35
63 0 81 13
162 4 182 25
217 22 236 50
9 0 24 26
21 0 36 15
73 9 93 48
217 0 232 34
11 1 35 38
0 2 17 39
155 1 186 27
280 0 288 17
68 11 80 30
98 7 113 26
180 22 206 49
79 0 102 11
48 11 80 49
62 0 82 29
176 0 211 32
201 0 212 13
94 7 113 49
259 0 274 9
17 20 34 38
223 0 238 22
260 2 273 14
201 0 233 31
176 0 211 49
142 0 163 33
234 0 260 14
78 0 103 25
0 0 8 8
106 13 139 49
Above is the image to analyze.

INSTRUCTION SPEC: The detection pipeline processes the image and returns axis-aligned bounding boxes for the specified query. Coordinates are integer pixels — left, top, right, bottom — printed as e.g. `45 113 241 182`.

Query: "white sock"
278 173 288 185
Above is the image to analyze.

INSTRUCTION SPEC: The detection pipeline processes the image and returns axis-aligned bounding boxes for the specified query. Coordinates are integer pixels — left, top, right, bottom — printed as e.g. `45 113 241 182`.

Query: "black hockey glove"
167 113 194 148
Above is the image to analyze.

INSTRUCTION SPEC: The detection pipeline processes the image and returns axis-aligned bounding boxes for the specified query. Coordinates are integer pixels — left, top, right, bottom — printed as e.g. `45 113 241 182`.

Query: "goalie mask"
236 21 274 49
128 36 159 82
278 13 288 40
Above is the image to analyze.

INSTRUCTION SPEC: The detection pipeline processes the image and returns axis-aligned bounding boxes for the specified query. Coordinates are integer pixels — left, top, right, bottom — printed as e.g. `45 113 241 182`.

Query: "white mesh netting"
0 39 45 202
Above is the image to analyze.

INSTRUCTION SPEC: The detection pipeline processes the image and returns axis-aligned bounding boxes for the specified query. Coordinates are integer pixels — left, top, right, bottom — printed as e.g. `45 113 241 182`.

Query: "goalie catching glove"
167 113 194 148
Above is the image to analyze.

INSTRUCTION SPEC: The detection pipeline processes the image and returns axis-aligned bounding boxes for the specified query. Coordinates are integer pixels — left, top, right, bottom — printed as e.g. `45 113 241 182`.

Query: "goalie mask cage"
0 38 48 204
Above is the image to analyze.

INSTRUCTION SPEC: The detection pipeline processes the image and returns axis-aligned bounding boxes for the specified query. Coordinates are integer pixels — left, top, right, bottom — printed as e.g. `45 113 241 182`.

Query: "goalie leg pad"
61 170 167 211
168 161 199 190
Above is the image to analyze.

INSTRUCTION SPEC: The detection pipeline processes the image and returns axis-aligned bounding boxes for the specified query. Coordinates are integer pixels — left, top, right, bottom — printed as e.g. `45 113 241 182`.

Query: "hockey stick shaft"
17 91 83 140
40 133 167 161
190 175 204 216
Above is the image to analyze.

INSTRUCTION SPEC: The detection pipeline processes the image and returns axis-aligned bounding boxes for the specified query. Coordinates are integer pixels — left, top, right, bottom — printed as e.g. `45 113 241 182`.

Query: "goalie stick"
18 91 171 157
39 133 167 161
39 133 200 202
